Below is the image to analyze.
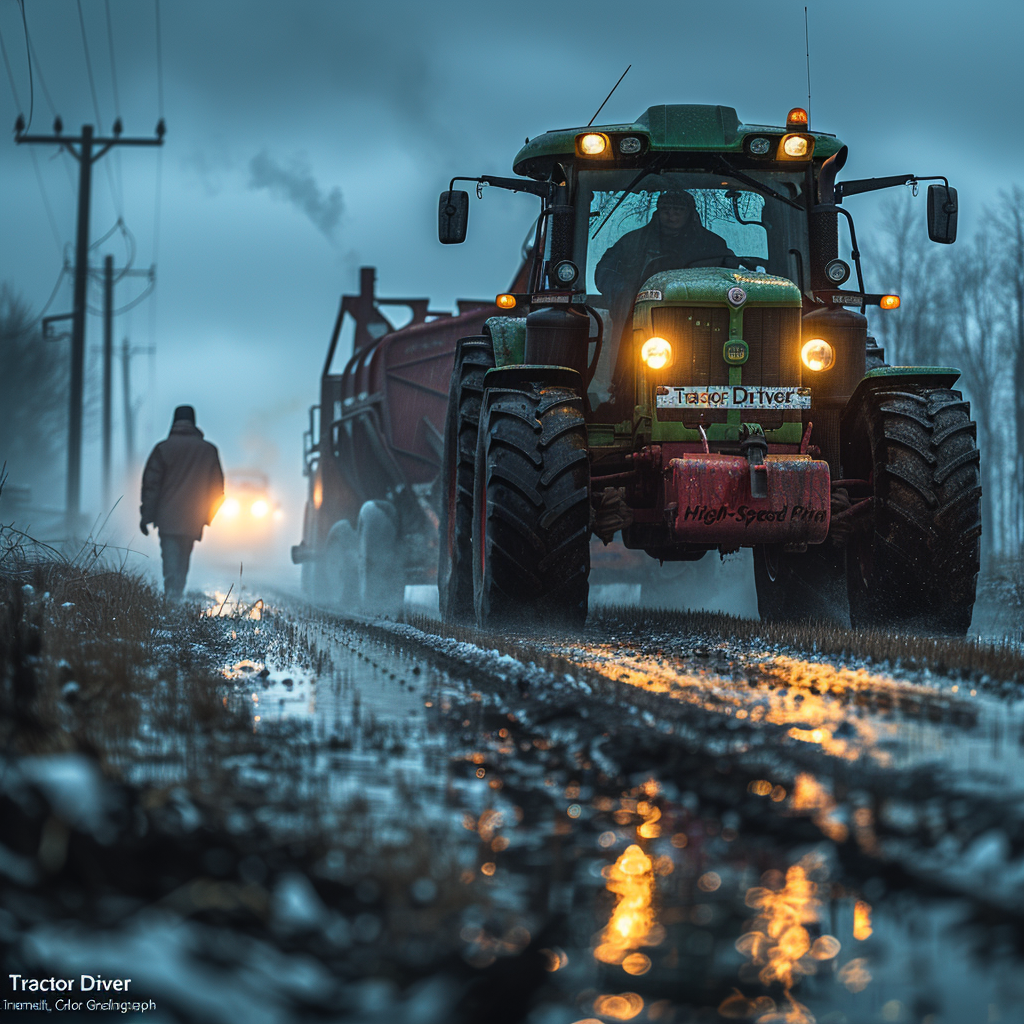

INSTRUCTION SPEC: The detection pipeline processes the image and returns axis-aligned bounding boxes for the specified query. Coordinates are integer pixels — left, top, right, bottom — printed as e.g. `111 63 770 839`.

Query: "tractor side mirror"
438 190 469 244
927 184 958 244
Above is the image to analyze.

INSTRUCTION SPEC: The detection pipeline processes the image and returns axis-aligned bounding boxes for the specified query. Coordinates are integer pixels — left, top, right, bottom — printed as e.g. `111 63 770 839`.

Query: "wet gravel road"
229 592 1024 1024
7 589 1024 1024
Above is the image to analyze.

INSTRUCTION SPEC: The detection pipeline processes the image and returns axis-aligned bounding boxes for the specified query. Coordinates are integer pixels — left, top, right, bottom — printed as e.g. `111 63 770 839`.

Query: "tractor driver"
594 190 734 334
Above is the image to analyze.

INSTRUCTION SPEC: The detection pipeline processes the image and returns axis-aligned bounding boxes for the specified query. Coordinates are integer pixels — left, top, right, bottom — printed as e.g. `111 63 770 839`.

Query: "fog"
0 0 1019 580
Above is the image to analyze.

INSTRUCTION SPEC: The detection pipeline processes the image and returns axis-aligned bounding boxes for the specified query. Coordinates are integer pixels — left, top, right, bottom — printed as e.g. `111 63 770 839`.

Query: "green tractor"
437 104 980 634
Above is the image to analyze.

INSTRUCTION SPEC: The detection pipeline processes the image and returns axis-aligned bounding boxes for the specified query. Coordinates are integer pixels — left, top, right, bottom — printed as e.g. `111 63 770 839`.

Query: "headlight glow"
578 132 609 156
783 135 809 157
641 336 672 370
222 497 240 518
801 339 835 372
250 499 269 518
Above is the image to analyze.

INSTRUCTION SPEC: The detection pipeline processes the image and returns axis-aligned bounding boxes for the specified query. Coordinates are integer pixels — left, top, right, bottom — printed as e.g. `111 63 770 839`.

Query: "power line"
154 0 164 118
76 0 122 220
76 0 103 129
25 23 78 202
0 18 22 109
16 0 32 130
103 0 120 116
103 0 125 211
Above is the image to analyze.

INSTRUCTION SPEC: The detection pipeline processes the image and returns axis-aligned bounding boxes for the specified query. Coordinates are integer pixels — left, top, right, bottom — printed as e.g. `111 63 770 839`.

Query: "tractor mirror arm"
835 173 949 203
448 174 555 199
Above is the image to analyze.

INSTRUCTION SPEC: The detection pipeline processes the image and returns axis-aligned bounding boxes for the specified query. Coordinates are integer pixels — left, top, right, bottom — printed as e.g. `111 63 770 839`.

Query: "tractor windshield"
573 169 810 407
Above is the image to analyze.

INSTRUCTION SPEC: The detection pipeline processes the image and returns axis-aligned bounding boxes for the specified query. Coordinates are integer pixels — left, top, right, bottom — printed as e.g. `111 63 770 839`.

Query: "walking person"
140 405 225 599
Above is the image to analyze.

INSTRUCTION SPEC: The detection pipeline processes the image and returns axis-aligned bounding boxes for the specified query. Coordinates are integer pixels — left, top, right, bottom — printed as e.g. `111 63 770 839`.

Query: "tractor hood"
513 104 844 179
634 267 803 307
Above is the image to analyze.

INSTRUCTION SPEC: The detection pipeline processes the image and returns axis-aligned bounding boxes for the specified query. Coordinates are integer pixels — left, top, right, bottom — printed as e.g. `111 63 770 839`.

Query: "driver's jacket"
594 213 733 325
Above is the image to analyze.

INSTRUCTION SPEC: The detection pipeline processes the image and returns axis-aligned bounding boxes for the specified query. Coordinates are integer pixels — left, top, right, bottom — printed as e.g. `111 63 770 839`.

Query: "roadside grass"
401 602 1024 684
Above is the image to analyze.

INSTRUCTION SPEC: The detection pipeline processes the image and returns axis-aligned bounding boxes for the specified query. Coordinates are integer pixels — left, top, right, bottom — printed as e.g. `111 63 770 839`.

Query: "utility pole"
14 117 164 531
120 337 155 475
103 256 113 510
98 261 155 509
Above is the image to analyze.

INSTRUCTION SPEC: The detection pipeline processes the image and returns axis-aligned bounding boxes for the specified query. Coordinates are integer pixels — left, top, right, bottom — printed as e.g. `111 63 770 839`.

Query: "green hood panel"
638 267 802 306
512 104 844 178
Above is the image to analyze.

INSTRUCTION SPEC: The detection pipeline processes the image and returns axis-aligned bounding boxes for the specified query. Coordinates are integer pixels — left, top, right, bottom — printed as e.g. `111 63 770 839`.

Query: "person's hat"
172 405 196 425
657 190 696 211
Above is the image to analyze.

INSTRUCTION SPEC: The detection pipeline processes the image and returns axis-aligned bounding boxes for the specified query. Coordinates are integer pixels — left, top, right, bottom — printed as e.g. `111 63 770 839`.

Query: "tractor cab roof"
512 103 844 180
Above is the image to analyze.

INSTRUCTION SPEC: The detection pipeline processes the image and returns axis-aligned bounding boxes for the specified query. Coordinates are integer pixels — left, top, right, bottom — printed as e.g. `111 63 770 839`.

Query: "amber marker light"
641 336 672 370
496 293 516 309
880 294 901 309
787 107 809 129
577 132 609 156
801 339 835 372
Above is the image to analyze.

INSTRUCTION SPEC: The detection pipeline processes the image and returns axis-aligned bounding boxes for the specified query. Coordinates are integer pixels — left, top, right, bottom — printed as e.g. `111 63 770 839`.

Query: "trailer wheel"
439 337 495 622
753 543 847 624
323 520 359 608
846 387 981 635
473 383 590 628
357 500 404 614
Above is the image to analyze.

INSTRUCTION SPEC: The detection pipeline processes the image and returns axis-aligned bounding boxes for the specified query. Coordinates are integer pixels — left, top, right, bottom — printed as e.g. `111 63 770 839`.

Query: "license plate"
656 385 811 411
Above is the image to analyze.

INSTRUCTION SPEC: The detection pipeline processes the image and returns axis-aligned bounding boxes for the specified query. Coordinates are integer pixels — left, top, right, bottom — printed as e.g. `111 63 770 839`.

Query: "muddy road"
8 585 1024 1024
220 591 1024 1023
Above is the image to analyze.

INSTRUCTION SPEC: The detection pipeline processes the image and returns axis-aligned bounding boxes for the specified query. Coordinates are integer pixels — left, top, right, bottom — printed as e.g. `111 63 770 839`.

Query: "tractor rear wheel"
439 337 495 622
753 543 847 624
846 387 981 635
324 520 359 608
357 499 405 614
473 383 590 628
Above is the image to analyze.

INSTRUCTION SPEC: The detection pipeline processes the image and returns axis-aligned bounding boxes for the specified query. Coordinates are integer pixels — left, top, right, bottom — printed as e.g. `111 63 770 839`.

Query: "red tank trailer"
291 267 505 610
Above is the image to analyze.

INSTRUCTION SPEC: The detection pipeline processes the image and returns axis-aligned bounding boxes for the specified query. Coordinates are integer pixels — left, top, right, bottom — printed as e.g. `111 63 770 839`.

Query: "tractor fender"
839 366 962 477
482 365 583 393
485 316 527 366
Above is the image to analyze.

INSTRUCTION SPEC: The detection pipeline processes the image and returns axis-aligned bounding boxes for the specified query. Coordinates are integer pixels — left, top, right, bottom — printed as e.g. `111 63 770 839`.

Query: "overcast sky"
1 0 1020 539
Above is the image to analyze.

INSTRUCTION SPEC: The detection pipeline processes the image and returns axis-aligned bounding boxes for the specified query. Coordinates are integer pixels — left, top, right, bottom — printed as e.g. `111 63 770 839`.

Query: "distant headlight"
222 497 240 518
801 339 835 372
250 499 269 518
641 336 672 370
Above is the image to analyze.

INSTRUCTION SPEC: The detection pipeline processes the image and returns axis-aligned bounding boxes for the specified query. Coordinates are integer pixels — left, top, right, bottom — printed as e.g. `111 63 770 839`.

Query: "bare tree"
0 285 67 505
987 186 1024 554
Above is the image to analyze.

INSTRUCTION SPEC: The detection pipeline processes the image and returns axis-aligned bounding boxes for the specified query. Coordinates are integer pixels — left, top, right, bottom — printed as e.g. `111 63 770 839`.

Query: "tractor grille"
652 305 802 427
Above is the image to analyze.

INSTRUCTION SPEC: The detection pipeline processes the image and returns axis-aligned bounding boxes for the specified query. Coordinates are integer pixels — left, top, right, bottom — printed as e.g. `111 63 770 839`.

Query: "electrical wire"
87 277 155 317
17 0 31 130
103 0 125 213
22 27 77 200
25 265 70 330
0 18 22 109
76 0 122 219
154 0 163 118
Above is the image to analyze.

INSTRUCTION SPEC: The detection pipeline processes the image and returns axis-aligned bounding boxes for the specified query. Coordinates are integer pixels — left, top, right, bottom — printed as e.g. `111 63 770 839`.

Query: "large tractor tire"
438 337 495 623
846 387 981 635
323 520 359 608
753 542 848 624
473 383 590 629
357 499 405 615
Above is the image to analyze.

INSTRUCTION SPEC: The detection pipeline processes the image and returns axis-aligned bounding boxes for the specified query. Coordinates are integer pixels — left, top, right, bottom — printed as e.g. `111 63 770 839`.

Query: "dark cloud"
248 151 343 242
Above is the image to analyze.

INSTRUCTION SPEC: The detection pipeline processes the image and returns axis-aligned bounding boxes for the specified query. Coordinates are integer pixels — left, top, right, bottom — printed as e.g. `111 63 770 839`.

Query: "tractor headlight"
641 336 672 370
577 132 609 156
251 499 269 518
222 497 240 518
801 339 835 372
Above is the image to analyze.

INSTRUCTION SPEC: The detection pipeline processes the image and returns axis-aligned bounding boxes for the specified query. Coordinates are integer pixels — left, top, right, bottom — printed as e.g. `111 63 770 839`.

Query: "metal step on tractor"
437 103 980 634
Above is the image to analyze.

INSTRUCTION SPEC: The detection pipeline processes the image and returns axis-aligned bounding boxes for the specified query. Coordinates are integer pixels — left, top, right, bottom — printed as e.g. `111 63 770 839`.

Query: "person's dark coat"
140 422 224 540
595 211 733 322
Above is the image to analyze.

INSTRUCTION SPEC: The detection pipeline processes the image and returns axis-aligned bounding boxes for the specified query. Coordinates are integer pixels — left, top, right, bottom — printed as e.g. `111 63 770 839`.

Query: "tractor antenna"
804 7 812 126
588 65 631 127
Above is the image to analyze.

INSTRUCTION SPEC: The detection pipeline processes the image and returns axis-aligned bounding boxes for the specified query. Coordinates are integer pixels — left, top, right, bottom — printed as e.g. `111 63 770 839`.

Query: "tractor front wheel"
473 383 590 628
439 337 495 623
846 387 981 635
